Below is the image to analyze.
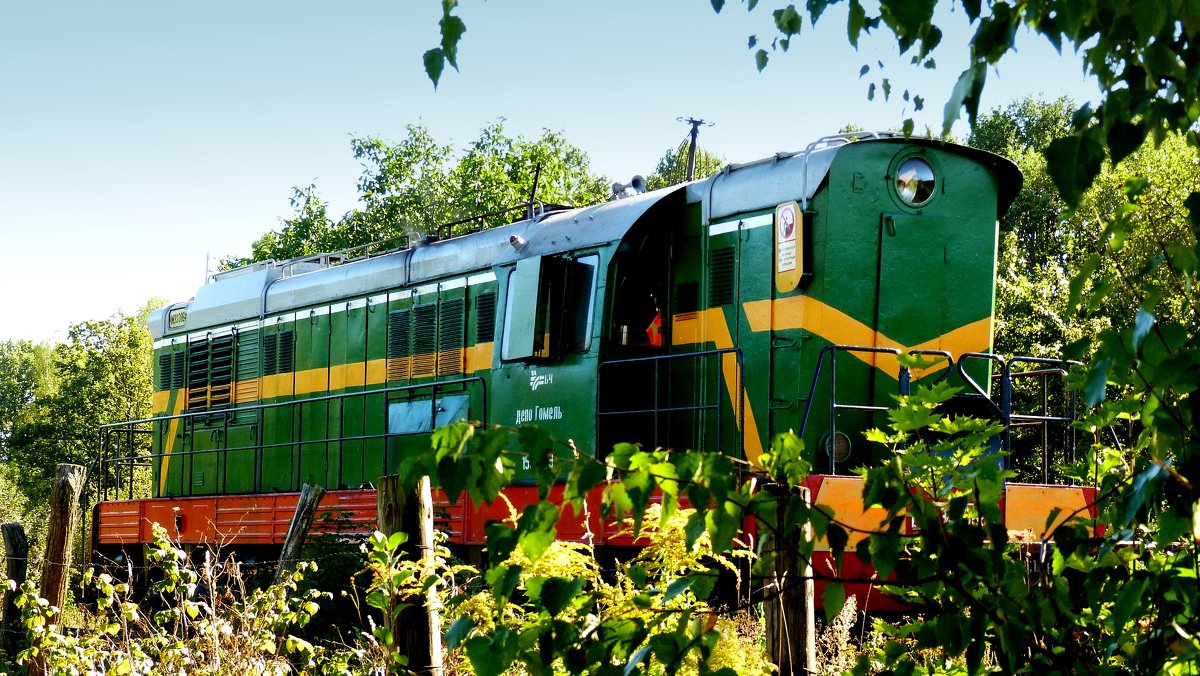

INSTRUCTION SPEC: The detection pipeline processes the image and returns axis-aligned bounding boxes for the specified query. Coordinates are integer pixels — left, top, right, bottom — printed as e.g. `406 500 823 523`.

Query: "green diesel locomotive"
94 133 1093 608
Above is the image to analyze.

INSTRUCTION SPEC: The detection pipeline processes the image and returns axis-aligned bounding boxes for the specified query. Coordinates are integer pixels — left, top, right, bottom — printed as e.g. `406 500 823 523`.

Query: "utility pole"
677 117 714 181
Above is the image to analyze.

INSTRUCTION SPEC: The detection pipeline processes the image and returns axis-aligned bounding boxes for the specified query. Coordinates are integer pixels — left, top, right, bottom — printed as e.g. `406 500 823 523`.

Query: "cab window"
501 254 598 361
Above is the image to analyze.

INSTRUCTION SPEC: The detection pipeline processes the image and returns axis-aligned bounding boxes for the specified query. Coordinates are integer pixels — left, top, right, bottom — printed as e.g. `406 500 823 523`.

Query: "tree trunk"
377 474 442 676
275 483 326 584
763 484 816 676
2 523 29 657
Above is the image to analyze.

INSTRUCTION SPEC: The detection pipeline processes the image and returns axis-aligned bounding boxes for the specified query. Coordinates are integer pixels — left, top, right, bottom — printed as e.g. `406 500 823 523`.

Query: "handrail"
96 376 486 501
798 345 907 474
597 347 745 459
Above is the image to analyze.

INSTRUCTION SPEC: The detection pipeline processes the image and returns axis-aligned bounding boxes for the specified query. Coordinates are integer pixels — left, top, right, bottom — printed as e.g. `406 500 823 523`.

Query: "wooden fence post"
377 474 442 676
30 463 85 676
40 464 85 622
2 523 29 656
275 483 326 584
763 484 816 675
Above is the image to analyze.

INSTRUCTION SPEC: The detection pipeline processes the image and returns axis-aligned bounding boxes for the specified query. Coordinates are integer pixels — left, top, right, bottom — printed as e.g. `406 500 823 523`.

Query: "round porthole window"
895 157 936 207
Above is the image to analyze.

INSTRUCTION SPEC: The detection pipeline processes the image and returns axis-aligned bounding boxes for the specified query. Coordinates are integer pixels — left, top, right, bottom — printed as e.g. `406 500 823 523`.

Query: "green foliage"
6 307 156 505
644 142 725 192
14 524 370 674
392 423 785 674
705 1 1200 208
0 340 54 449
236 122 610 265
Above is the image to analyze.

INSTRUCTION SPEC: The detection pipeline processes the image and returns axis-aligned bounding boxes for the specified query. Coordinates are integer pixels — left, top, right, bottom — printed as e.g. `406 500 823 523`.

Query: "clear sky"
0 1 1099 343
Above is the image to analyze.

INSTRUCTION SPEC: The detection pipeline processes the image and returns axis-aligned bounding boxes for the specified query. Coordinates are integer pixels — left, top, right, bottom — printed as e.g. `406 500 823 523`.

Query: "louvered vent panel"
438 298 465 376
411 304 438 378
387 309 411 380
709 247 736 306
278 331 295 374
171 352 185 390
157 354 172 391
234 330 260 405
208 335 234 408
476 292 497 343
263 333 279 376
186 340 210 410
675 281 700 314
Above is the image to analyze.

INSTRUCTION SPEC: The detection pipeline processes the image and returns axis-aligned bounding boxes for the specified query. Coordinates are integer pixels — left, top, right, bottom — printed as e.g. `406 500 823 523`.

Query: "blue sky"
0 1 1100 342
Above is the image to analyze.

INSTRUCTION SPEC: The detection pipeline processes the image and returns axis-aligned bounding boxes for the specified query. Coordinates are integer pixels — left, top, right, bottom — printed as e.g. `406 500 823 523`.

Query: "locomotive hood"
687 135 1021 224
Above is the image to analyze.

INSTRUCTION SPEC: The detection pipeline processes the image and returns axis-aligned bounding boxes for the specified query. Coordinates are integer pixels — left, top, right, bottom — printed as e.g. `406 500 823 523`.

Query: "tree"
6 311 154 504
643 141 725 191
0 341 54 451
236 122 609 265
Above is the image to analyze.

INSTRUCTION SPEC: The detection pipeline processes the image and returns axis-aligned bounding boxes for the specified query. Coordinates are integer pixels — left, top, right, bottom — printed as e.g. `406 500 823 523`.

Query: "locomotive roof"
149 135 1020 339
150 186 686 339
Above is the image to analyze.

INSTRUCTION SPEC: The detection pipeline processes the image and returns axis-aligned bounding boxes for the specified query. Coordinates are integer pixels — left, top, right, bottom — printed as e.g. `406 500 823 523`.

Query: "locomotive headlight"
895 157 936 206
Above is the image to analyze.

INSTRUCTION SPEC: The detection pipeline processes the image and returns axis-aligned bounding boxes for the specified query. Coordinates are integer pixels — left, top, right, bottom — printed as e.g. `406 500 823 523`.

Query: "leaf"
445 615 475 649
1106 120 1144 165
1043 132 1106 207
538 577 585 616
1084 357 1111 408
823 582 846 621
516 502 560 561
772 5 803 36
847 0 867 47
625 647 652 675
755 49 769 72
826 523 849 565
1132 307 1155 350
485 564 523 605
942 62 986 135
423 48 446 88
747 34 757 49
859 64 869 77
565 456 607 505
1110 578 1148 632
1067 253 1101 313
710 0 725 12
1125 462 1166 525
663 578 694 603
439 14 466 69
465 635 504 676
691 572 717 600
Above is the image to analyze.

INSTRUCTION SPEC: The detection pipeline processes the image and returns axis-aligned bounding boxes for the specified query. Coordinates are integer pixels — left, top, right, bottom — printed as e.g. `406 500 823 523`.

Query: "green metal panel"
297 309 330 489
261 317 296 492
223 328 261 493
333 301 368 489
360 295 388 486
223 423 257 493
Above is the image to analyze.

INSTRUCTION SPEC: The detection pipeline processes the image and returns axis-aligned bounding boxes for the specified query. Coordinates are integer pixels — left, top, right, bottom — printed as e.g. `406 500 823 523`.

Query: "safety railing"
798 345 909 474
96 377 486 502
798 345 1101 483
596 347 745 458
